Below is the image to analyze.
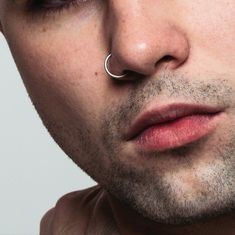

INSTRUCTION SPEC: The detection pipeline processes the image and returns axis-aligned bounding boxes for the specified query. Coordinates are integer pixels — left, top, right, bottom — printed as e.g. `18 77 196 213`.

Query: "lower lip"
133 113 223 152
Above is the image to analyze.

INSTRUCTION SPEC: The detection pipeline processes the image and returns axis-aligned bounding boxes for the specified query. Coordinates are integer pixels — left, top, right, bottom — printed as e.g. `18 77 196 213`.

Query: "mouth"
125 103 225 152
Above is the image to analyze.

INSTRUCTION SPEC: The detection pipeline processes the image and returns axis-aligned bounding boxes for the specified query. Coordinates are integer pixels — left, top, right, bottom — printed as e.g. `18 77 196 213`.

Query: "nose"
106 1 190 77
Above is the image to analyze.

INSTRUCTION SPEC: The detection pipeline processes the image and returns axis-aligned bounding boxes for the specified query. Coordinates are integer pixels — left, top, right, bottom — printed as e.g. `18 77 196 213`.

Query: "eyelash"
26 0 87 15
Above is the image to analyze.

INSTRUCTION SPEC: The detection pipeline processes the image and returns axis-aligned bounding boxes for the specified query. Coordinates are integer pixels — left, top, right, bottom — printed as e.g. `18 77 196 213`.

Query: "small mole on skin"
95 72 98 76
42 27 47 33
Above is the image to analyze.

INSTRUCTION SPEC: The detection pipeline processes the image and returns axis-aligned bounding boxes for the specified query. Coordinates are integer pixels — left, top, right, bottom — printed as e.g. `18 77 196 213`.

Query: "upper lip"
125 103 223 140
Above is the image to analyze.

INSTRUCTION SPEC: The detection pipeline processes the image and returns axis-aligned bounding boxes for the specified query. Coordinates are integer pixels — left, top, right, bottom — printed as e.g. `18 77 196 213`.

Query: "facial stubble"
98 73 235 225
40 72 235 225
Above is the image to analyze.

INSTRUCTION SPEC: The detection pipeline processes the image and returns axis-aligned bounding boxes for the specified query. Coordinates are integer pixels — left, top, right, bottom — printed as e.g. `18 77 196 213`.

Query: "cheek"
181 0 235 65
11 34 109 166
4 17 108 126
2 16 115 172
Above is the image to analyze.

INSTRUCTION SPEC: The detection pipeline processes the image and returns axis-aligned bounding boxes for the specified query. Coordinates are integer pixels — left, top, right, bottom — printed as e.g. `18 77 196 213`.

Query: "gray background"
0 34 96 235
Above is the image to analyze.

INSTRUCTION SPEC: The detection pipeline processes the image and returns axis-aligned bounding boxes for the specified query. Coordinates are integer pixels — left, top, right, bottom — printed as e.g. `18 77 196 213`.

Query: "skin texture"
1 0 235 234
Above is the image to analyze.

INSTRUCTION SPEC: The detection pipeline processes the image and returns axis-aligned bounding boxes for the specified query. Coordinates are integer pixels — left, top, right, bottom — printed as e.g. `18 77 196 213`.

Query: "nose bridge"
107 0 190 76
110 0 156 58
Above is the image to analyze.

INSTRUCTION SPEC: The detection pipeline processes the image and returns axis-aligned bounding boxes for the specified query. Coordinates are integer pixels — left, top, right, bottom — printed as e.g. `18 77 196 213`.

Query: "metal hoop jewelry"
104 54 127 80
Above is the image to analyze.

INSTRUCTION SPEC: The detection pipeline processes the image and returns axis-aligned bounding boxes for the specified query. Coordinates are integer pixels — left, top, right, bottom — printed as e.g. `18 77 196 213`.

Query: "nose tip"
109 28 190 78
111 41 159 75
107 6 190 78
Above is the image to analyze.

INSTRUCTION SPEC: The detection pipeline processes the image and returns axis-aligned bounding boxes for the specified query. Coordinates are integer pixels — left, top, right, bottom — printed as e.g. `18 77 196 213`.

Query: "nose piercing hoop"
104 54 127 80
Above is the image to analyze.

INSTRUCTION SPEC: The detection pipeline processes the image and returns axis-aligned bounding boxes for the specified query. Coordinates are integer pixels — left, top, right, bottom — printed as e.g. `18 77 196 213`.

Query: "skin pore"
1 0 235 234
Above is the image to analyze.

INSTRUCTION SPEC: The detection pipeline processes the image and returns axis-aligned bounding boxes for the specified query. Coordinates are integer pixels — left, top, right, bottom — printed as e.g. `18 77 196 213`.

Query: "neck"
107 192 235 235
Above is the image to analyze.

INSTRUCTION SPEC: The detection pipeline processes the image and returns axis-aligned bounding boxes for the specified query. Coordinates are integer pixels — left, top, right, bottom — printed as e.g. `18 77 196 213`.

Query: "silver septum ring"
104 54 127 80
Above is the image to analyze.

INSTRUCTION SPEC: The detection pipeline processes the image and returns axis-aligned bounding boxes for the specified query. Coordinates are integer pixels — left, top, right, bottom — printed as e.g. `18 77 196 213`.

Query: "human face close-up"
1 0 235 225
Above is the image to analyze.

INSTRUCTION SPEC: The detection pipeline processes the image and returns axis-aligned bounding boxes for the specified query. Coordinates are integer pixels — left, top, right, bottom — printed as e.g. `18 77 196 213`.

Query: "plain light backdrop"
0 34 96 235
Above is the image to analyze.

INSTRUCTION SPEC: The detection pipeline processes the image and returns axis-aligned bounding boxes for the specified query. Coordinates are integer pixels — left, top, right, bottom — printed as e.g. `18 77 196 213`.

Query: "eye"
26 0 88 14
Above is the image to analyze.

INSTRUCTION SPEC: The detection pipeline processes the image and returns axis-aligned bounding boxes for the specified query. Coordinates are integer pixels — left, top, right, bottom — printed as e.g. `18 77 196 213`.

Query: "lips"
125 103 224 152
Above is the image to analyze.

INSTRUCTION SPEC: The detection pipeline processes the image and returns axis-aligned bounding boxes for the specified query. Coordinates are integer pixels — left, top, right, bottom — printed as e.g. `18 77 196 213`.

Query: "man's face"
1 0 235 225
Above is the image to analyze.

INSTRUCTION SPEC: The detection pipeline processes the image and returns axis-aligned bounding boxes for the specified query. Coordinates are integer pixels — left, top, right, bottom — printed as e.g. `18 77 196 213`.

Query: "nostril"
155 55 177 69
160 55 175 63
